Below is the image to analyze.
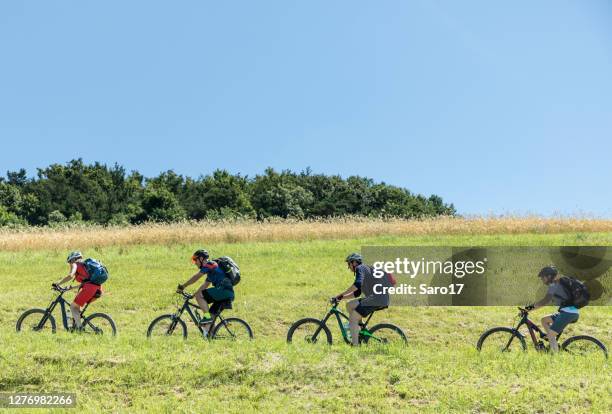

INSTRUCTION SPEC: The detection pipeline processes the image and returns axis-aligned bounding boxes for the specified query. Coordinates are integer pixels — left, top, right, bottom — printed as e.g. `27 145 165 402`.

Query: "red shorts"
74 283 102 307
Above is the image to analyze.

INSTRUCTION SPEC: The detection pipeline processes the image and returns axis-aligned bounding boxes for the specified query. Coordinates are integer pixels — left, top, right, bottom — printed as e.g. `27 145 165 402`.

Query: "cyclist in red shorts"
53 251 102 330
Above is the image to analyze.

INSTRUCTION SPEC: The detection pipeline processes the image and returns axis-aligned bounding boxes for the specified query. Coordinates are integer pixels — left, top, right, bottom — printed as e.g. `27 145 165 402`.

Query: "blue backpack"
83 258 109 285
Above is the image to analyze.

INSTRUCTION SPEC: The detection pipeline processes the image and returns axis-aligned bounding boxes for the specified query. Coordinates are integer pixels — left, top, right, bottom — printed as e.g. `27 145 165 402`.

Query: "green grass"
1 233 611 413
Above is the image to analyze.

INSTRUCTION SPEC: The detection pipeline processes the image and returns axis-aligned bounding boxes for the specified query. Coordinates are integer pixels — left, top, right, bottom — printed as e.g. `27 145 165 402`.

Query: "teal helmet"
66 251 83 263
345 253 363 264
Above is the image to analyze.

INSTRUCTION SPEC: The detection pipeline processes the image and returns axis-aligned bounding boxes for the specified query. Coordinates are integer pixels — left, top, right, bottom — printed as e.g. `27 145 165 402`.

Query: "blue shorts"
550 311 579 334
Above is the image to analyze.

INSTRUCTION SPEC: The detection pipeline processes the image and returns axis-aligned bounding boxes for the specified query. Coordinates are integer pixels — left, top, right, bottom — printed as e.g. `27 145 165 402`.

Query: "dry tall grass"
1 216 611 252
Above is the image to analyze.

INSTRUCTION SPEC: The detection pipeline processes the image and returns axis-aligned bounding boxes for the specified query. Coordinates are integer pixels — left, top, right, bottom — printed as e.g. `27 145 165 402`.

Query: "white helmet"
66 251 83 263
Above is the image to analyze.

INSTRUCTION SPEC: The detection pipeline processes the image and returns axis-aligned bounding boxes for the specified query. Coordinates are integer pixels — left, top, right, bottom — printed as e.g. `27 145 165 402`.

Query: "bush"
138 187 186 223
48 210 68 226
0 206 27 227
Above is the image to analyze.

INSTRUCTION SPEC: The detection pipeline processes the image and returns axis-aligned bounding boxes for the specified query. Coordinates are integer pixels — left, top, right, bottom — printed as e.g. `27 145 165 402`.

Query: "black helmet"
191 249 209 263
345 253 363 264
538 266 558 278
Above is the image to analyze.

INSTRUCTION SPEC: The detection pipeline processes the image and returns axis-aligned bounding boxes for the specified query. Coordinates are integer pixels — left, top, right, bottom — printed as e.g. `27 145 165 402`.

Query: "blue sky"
1 1 611 216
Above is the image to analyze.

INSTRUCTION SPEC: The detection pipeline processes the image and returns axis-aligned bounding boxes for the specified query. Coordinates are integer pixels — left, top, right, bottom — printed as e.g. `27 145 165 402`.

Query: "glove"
525 304 535 311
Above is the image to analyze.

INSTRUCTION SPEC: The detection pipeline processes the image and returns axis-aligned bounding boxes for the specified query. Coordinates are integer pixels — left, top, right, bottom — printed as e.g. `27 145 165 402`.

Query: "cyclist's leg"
70 302 82 329
347 299 362 346
548 312 579 352
72 284 98 329
194 282 210 314
540 314 559 351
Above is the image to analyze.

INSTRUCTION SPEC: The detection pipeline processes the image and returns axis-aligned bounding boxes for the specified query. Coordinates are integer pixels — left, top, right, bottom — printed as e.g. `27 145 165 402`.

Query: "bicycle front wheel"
363 323 407 345
287 318 332 345
83 313 117 336
477 327 526 352
16 308 56 333
146 314 187 339
562 335 608 359
210 317 253 341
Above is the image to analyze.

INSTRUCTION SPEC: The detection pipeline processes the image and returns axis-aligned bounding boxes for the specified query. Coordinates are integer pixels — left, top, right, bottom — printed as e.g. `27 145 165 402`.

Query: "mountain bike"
477 307 607 358
16 284 117 335
287 298 407 345
146 291 253 340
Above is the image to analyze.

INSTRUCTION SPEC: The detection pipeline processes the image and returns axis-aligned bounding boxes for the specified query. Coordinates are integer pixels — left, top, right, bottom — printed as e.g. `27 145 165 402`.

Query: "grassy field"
0 228 611 413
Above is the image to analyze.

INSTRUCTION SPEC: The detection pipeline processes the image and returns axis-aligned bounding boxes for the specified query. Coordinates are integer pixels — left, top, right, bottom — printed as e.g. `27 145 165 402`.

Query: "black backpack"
559 276 590 309
214 256 241 286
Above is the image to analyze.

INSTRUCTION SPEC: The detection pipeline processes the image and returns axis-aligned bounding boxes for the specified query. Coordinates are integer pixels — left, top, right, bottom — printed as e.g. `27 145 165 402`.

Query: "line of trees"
0 159 455 226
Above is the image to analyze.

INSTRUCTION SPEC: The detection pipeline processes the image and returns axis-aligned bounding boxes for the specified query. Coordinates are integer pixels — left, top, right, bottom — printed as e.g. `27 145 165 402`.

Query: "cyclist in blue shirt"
177 249 234 326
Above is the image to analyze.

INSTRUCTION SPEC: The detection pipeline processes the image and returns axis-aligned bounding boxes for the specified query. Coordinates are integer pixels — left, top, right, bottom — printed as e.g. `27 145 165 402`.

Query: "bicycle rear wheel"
363 323 407 345
210 317 253 341
286 318 332 345
477 327 526 352
83 313 117 336
562 335 608 359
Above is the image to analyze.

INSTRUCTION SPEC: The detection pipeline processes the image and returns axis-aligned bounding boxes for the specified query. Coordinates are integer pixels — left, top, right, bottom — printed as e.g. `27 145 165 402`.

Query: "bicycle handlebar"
178 290 194 300
52 284 72 293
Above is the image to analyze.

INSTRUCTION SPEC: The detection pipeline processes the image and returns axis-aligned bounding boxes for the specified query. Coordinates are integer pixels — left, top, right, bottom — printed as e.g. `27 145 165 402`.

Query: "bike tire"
364 323 408 345
561 335 608 359
16 308 56 333
287 318 332 345
477 327 526 352
83 313 117 336
147 314 187 339
210 317 253 341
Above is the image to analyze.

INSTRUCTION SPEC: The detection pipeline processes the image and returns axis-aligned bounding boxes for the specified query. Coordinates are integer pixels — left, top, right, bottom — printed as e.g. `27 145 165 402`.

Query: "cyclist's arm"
532 293 553 310
56 276 72 285
336 266 365 299
180 271 205 289
337 285 358 299
56 263 77 285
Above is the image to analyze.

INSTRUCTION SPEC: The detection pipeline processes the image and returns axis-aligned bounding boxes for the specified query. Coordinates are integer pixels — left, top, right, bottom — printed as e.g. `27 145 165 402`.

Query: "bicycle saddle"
211 300 233 314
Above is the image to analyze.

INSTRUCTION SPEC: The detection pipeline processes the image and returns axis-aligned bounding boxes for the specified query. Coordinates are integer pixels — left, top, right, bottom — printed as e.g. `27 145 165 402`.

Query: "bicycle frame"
510 308 560 350
319 302 376 343
173 293 227 336
39 288 92 331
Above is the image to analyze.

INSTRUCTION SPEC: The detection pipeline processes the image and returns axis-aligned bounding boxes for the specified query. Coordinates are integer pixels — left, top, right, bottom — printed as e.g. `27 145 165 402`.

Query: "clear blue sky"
1 1 611 217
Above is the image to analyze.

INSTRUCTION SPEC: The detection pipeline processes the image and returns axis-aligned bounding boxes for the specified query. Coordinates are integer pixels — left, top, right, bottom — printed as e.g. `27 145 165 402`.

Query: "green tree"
137 187 186 223
250 169 314 219
182 170 254 219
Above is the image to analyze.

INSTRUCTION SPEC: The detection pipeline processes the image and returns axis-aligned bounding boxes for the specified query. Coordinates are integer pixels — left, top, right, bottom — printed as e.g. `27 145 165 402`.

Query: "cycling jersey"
71 262 102 306
352 263 389 307
73 262 90 283
548 282 579 314
352 264 369 292
200 261 233 290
